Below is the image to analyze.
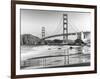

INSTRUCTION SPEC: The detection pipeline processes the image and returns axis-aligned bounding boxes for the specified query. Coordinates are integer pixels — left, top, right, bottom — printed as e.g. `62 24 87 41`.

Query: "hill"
20 34 40 45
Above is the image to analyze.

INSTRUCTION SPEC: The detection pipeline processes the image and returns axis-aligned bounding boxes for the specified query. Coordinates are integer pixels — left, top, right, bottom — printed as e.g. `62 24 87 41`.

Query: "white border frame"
16 4 95 75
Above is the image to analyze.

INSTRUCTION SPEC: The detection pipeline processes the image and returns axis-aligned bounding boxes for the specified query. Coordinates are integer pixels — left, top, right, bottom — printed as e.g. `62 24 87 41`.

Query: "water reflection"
21 45 90 69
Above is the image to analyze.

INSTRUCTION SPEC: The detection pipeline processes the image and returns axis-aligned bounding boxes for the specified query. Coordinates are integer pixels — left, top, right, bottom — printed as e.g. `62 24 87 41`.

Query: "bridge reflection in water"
21 45 90 69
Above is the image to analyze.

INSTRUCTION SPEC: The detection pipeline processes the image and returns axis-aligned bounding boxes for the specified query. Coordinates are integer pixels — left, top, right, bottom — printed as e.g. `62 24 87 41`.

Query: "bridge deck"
42 32 78 40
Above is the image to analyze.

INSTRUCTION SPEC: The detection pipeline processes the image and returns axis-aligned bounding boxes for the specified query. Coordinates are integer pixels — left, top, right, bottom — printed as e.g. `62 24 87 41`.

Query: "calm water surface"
21 45 90 69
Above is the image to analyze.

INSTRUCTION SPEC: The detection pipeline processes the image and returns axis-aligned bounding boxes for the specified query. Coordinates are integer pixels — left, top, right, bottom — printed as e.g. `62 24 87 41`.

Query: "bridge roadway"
42 32 80 40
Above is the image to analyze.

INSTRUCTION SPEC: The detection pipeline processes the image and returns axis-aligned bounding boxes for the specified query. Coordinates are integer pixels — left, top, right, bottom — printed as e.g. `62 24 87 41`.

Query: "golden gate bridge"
40 14 89 44
21 14 90 69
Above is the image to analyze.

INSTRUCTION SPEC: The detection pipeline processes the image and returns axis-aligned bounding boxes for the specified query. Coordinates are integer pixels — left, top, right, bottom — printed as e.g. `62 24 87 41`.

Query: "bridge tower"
63 14 68 44
42 27 45 39
41 27 45 44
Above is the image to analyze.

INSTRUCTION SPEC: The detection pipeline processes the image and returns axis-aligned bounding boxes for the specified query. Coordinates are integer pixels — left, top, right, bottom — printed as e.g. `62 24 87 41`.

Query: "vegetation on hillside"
20 34 40 45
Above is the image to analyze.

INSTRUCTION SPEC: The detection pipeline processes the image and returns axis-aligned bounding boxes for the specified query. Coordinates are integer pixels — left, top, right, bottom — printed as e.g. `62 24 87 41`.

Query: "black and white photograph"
12 1 97 78
20 9 92 69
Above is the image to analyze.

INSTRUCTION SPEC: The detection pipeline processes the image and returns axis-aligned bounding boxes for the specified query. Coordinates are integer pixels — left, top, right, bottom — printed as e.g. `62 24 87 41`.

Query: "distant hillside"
20 34 40 45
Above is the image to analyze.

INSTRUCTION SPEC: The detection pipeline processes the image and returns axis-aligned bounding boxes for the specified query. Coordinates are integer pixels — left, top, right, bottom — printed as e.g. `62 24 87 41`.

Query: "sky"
20 9 91 39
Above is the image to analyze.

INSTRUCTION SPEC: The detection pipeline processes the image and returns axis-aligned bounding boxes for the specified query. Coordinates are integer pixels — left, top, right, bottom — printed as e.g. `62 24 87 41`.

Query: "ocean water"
21 45 90 69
